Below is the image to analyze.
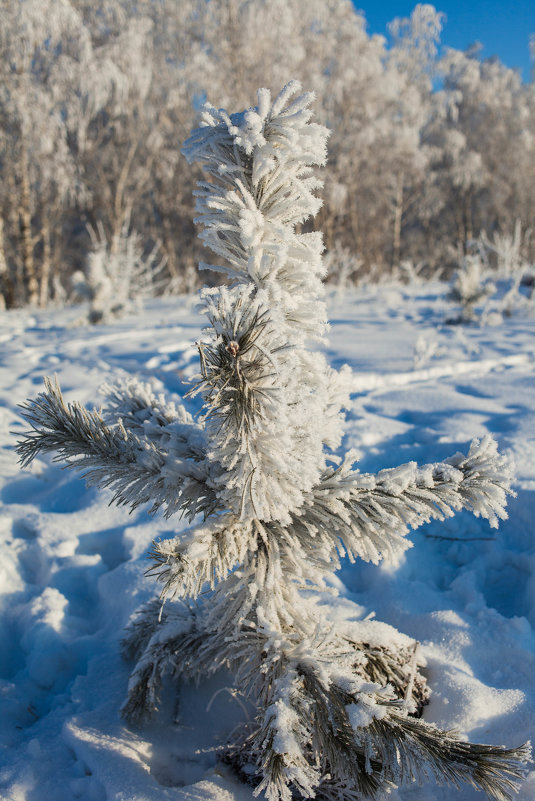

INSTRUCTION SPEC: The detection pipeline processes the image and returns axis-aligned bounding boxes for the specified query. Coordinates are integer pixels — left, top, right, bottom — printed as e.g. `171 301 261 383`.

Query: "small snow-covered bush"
324 241 364 291
73 221 166 323
479 220 529 278
17 83 529 801
476 222 535 319
446 253 495 324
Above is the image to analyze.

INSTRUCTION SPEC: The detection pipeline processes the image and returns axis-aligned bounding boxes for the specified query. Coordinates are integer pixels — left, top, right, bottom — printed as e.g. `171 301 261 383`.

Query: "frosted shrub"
396 259 427 284
17 83 529 801
413 333 447 369
447 253 495 323
480 220 528 278
73 221 166 323
477 222 534 318
324 241 364 291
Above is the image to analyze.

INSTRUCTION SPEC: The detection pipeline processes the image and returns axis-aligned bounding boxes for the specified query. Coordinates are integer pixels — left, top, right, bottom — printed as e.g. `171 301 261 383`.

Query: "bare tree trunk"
464 190 473 245
0 216 14 308
226 0 248 104
39 220 51 307
162 230 179 281
19 144 39 305
110 139 138 251
110 128 156 252
348 196 360 257
0 217 7 279
320 205 335 253
392 172 404 269
454 195 465 253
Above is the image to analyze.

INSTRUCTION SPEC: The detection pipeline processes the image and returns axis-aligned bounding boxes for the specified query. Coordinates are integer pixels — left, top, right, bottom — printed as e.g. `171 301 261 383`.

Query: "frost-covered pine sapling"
479 220 527 278
477 222 534 317
446 253 495 324
17 82 530 801
72 220 166 323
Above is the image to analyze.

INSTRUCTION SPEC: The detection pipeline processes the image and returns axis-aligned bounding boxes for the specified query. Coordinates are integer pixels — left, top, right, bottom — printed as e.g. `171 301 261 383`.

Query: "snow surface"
1 282 535 801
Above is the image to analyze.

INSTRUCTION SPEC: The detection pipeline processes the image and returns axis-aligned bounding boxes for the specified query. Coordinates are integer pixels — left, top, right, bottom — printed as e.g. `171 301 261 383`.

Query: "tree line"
1 0 534 308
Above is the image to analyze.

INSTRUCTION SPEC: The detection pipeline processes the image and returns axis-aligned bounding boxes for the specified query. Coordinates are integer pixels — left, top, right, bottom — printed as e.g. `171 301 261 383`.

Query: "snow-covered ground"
1 282 535 801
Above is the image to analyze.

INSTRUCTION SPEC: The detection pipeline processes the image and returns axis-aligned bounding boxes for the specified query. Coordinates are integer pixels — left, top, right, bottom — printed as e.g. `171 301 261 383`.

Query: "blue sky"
355 1 534 82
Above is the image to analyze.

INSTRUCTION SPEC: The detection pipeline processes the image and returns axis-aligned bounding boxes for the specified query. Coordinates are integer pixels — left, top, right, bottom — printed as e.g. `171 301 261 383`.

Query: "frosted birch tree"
3 0 535 300
383 4 443 268
0 0 84 306
424 46 535 265
70 0 213 290
17 82 530 801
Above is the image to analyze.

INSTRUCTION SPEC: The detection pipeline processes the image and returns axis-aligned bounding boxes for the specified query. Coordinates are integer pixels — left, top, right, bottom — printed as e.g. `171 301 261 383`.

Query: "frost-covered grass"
1 282 535 801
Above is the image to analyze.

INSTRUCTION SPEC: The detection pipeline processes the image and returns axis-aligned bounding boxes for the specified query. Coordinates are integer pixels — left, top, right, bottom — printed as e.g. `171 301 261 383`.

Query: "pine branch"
355 641 430 718
101 377 205 458
301 668 530 801
120 595 529 801
251 667 321 801
366 713 531 801
189 289 281 436
300 668 389 800
121 599 163 663
121 599 240 725
16 376 215 519
147 514 255 599
308 435 514 565
227 623 528 801
121 600 203 724
144 436 514 616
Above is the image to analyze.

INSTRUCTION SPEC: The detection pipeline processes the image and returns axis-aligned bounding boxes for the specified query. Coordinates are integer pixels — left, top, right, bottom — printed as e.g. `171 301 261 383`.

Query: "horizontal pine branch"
16 376 215 519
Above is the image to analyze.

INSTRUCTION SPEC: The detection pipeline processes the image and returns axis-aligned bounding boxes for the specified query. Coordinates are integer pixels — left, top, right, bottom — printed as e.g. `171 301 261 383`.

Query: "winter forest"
3 2 535 801
2 0 535 309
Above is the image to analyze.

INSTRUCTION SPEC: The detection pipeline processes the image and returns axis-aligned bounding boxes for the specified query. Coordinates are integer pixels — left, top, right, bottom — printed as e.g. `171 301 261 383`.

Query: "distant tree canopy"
1 0 534 308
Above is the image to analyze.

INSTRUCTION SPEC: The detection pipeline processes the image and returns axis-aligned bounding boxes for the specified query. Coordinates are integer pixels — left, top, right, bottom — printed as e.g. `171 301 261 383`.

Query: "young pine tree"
447 253 495 324
17 82 530 801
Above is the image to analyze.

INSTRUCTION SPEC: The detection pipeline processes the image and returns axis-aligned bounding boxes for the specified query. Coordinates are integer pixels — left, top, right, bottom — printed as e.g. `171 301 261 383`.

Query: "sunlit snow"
1 282 535 800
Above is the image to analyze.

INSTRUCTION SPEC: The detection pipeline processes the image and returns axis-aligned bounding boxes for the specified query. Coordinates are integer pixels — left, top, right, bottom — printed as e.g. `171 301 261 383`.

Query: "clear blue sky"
355 1 534 82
